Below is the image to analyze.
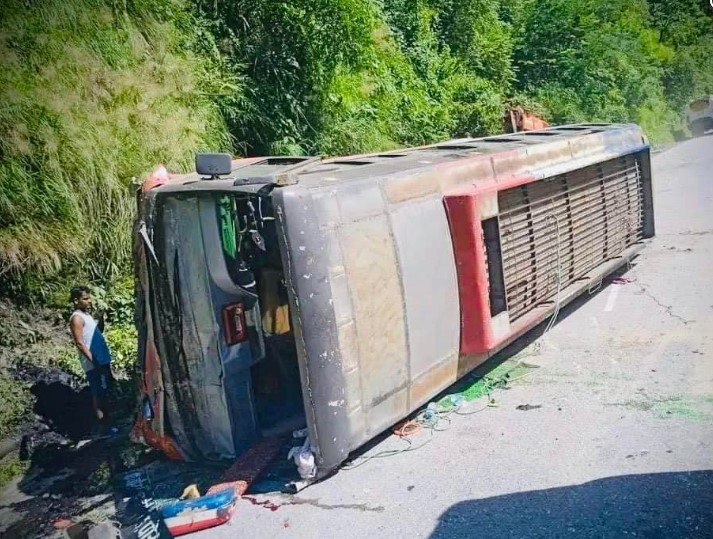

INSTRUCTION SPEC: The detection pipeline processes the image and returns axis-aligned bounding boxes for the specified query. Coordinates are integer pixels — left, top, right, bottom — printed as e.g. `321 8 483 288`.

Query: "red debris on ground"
206 437 283 496
52 518 74 530
243 496 292 512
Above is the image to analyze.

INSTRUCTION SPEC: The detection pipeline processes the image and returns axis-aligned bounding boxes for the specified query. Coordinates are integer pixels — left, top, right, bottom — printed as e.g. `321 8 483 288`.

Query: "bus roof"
147 123 647 195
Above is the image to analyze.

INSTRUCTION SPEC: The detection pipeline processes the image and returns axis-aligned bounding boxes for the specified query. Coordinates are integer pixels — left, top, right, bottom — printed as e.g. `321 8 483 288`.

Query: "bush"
511 0 713 144
0 457 30 489
79 278 138 377
52 344 86 380
104 323 138 377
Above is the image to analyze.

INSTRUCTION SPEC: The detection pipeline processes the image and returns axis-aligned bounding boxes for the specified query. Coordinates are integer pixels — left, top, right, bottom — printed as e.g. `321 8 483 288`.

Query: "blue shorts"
86 365 113 397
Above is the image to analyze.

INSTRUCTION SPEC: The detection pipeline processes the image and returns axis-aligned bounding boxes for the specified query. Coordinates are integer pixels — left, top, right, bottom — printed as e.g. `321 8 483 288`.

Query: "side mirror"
196 153 232 179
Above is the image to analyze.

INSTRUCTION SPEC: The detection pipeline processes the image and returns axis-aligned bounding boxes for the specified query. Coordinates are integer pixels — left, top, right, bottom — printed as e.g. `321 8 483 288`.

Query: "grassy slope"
0 0 234 285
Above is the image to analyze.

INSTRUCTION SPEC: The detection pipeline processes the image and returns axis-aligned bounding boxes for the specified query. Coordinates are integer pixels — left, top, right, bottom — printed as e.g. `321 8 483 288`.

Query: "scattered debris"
287 437 316 481
516 404 542 411
179 484 200 500
162 488 238 536
87 521 122 539
52 518 74 529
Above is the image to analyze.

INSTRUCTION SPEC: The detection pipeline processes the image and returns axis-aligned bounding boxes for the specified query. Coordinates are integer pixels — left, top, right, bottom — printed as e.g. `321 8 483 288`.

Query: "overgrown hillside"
2 0 712 290
0 0 712 438
0 0 235 290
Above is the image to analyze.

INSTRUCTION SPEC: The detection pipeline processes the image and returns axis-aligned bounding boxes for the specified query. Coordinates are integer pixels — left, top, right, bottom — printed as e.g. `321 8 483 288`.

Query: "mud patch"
0 428 160 538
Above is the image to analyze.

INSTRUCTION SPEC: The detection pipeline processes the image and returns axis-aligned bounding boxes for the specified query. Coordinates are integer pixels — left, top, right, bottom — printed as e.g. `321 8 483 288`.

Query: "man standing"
69 286 117 435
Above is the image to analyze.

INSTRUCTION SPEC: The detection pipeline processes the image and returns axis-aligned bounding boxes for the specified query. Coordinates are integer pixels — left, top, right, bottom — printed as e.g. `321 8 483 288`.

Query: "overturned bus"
131 123 654 479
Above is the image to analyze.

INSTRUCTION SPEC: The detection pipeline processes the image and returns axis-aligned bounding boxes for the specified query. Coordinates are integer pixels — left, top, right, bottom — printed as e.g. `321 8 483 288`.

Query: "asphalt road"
203 136 713 539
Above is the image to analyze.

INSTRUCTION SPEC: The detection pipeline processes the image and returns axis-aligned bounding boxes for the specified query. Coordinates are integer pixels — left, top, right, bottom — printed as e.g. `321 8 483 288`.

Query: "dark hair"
69 285 90 303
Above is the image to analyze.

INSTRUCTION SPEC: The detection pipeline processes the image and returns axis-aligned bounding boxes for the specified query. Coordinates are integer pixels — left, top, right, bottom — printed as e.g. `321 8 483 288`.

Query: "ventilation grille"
497 154 643 321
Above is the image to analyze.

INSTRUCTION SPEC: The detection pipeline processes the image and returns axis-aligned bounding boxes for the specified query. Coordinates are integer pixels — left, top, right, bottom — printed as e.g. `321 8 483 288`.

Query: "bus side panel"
273 187 351 475
389 196 461 410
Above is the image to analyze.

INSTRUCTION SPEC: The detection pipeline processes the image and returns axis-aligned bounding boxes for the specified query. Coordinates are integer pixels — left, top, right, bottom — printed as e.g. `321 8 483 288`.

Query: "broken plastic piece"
162 488 237 536
287 437 316 480
180 484 201 500
283 478 315 494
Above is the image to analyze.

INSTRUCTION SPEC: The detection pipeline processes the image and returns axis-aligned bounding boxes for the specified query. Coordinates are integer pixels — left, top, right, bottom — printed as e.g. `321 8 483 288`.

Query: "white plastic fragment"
287 437 317 480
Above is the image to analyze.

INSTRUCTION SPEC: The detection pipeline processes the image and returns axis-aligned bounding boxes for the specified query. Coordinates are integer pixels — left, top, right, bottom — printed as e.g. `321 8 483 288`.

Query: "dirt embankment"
0 298 136 478
0 299 79 440
0 299 147 537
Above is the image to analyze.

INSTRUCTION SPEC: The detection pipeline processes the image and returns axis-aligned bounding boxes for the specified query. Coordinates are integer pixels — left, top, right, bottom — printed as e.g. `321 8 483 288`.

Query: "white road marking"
604 285 620 312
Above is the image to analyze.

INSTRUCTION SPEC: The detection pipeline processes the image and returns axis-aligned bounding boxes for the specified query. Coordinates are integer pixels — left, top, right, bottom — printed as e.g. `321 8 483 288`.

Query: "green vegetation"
0 0 711 441
0 0 235 290
0 456 30 489
1 0 711 288
0 374 31 439
513 0 713 142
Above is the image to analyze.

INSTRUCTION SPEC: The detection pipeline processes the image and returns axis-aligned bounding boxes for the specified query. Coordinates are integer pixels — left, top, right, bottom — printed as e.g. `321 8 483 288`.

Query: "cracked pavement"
202 136 713 539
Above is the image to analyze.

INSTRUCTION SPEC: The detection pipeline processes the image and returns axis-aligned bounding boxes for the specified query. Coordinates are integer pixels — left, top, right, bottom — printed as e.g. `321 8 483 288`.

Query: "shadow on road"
430 470 713 539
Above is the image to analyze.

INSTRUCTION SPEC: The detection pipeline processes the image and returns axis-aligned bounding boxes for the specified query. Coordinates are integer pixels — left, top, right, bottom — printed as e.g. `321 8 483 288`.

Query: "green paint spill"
615 399 654 412
437 359 537 407
652 400 709 421
611 394 712 421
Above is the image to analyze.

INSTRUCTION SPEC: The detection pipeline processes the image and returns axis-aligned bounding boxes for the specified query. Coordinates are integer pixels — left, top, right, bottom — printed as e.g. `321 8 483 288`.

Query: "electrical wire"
340 363 538 471
340 430 435 470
